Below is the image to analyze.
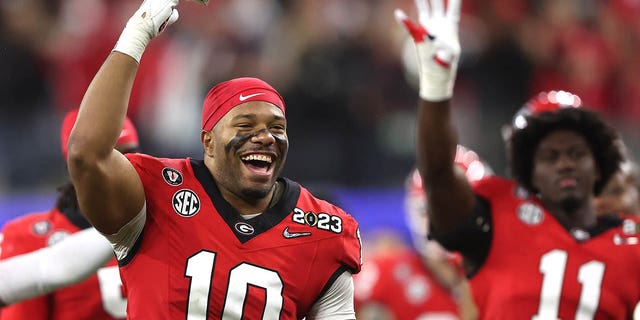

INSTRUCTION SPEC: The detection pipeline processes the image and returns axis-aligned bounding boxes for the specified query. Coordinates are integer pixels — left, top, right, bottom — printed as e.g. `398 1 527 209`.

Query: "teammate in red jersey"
0 110 139 319
396 0 640 318
66 1 362 319
0 228 116 308
354 145 486 320
505 90 640 217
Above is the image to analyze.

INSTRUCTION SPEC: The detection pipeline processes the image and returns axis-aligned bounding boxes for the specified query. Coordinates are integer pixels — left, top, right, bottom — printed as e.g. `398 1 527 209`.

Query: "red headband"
201 77 286 131
61 109 139 160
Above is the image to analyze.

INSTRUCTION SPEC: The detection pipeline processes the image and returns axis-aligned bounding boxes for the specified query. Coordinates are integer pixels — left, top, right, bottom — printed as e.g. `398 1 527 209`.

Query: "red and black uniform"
0 208 125 320
354 248 460 319
436 176 640 319
121 154 362 319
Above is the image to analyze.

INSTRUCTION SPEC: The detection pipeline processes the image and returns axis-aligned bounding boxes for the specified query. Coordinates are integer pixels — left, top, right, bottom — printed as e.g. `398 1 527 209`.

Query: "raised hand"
113 0 180 63
394 0 461 102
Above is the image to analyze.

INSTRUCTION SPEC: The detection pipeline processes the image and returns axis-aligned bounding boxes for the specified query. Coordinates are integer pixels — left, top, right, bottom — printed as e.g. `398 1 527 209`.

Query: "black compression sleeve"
429 195 492 277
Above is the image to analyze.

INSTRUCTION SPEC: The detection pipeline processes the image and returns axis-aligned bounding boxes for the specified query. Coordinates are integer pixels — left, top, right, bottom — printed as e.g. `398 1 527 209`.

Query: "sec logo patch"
517 202 544 225
173 189 200 217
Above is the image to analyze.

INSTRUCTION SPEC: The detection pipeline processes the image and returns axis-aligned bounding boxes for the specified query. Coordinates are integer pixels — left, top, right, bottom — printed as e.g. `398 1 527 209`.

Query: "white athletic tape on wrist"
113 26 151 63
112 1 179 63
417 51 457 101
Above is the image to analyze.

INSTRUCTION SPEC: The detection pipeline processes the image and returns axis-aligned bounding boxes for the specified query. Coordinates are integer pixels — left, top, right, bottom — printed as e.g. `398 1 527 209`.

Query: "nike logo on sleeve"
282 227 312 239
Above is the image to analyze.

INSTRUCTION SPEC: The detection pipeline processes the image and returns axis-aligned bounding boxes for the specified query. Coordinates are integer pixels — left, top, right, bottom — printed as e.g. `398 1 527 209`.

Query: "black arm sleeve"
428 195 492 277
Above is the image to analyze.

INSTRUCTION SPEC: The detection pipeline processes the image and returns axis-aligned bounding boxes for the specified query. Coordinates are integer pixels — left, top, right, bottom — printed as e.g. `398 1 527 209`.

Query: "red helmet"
404 145 493 257
60 109 139 160
513 90 582 129
502 90 582 141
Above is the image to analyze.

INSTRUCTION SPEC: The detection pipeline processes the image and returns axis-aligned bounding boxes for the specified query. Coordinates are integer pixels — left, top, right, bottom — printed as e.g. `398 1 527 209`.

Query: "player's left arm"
308 210 362 320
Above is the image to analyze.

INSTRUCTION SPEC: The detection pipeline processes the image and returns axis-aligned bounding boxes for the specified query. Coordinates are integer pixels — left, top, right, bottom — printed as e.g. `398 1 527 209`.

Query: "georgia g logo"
235 222 255 235
172 189 200 217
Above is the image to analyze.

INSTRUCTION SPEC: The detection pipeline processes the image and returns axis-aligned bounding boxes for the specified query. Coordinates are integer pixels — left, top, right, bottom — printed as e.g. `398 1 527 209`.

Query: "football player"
396 0 640 318
66 0 362 318
505 91 640 217
0 110 137 319
354 145 486 320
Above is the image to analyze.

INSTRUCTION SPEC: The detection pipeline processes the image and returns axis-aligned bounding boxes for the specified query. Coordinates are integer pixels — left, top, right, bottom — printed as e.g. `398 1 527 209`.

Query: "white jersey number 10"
185 250 284 319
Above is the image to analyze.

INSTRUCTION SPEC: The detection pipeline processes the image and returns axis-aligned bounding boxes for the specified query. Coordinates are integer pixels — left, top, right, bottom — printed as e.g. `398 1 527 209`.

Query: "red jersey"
467 176 640 319
354 248 460 319
121 154 362 319
0 208 125 320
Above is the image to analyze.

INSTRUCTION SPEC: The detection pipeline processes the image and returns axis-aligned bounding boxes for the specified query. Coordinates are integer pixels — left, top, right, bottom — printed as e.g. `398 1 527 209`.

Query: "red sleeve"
471 176 514 200
329 203 362 275
125 152 161 178
0 216 49 259
0 298 50 320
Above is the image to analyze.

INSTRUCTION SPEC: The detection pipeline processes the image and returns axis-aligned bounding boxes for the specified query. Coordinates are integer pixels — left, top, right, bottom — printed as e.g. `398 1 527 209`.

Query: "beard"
239 184 273 201
559 196 582 213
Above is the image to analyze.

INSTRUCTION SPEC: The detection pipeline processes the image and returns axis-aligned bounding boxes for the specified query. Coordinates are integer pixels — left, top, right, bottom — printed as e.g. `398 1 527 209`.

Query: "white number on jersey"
185 250 284 319
533 249 605 320
96 266 127 318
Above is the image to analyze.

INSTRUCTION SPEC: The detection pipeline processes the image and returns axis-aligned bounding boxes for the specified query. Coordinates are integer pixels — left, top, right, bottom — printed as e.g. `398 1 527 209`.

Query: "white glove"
394 0 461 101
113 0 180 63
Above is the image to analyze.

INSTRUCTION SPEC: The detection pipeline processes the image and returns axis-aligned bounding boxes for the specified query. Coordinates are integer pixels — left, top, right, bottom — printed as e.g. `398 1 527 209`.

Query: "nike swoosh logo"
283 227 312 239
239 93 265 102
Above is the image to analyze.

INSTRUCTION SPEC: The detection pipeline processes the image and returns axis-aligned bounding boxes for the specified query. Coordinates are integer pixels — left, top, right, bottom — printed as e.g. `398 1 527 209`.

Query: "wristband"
113 25 151 63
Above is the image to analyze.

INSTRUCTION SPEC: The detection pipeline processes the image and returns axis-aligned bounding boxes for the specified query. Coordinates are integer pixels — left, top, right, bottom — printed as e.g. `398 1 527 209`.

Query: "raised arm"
395 0 475 234
67 0 179 234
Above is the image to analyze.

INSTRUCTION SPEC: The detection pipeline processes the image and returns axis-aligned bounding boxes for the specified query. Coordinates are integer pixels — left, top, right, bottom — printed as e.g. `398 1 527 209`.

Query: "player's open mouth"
241 153 274 176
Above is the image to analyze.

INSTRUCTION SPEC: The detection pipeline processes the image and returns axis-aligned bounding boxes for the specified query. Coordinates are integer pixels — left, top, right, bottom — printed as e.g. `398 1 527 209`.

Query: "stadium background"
1 0 640 251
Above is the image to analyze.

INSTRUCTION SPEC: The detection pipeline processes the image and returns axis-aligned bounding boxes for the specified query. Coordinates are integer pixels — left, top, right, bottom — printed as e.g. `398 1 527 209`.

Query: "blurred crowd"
1 0 640 193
